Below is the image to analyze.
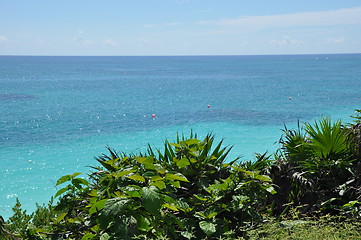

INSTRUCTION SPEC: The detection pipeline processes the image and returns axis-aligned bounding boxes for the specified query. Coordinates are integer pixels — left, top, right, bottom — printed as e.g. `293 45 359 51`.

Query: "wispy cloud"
74 30 93 46
0 35 8 44
198 7 361 29
175 0 190 4
137 37 150 44
143 24 156 28
198 8 213 14
269 36 304 47
327 37 346 44
165 22 181 26
103 38 118 46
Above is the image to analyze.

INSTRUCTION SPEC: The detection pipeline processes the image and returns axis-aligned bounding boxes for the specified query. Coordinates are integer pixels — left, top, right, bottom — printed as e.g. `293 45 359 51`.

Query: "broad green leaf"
89 199 107 215
150 176 163 182
88 189 98 197
208 182 228 191
142 171 156 178
170 180 180 188
71 172 82 178
141 186 162 216
163 194 176 204
175 201 193 213
165 173 189 182
55 212 67 223
136 214 152 232
56 173 82 186
102 198 130 217
72 178 89 186
82 233 96 240
56 175 72 186
135 156 154 165
126 190 141 198
199 221 216 236
54 187 69 198
177 158 191 168
127 174 145 182
204 207 218 219
242 170 256 178
115 169 135 178
155 165 166 174
163 203 178 211
151 181 166 190
114 215 137 237
185 138 200 146
144 163 157 170
254 174 272 182
114 191 126 198
195 208 218 220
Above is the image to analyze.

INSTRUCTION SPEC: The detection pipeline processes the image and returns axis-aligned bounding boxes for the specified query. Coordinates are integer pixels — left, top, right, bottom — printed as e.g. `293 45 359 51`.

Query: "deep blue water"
1 54 360 218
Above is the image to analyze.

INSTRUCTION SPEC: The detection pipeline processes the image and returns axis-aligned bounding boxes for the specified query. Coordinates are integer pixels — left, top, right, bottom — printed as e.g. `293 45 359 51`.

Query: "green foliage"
279 121 311 163
4 134 274 239
271 115 361 216
243 216 361 240
4 110 361 239
305 117 351 160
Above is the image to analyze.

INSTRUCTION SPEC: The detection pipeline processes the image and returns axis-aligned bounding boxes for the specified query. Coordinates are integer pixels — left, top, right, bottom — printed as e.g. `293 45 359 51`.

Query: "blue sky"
0 0 361 56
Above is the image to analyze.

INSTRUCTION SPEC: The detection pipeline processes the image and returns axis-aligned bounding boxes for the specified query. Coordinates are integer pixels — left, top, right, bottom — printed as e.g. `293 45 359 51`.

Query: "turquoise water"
1 54 360 218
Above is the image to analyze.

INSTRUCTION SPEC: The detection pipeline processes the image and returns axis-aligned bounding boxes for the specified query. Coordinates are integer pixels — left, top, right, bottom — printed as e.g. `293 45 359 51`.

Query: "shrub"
4 134 275 239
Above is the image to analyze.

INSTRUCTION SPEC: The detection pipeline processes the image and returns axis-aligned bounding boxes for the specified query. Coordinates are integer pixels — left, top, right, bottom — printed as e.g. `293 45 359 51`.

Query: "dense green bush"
270 116 361 216
2 111 361 239
2 134 274 239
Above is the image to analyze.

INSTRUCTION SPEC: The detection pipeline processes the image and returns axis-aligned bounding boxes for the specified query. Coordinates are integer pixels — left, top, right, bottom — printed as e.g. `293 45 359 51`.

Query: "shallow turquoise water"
1 54 360 218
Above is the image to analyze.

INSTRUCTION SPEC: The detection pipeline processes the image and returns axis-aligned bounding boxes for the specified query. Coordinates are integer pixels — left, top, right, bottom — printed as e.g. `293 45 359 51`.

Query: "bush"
3 134 274 239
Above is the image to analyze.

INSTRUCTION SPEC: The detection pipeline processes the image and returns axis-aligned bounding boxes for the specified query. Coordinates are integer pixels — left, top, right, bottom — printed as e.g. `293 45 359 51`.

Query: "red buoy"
207 105 211 108
151 114 156 118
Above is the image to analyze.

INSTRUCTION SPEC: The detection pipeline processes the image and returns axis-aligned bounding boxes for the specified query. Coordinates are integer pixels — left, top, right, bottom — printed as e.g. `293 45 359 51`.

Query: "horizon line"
0 52 360 57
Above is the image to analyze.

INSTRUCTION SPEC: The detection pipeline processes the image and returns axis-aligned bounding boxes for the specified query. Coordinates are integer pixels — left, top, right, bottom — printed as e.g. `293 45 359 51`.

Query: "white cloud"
0 35 8 44
103 38 118 46
327 37 346 44
74 30 93 46
165 22 180 26
270 36 304 47
143 24 156 28
137 37 150 44
175 0 190 4
198 8 213 14
198 7 361 29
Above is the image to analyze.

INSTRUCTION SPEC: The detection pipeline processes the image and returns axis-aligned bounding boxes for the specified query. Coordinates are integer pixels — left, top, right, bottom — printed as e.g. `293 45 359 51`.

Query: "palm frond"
305 117 350 160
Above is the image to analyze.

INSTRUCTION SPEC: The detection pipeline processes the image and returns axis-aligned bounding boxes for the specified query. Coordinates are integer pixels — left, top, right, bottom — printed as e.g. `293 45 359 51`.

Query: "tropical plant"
4 110 361 239
4 134 275 239
270 116 361 216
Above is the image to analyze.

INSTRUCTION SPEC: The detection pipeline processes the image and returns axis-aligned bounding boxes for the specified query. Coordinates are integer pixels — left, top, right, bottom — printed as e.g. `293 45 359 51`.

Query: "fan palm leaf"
305 117 350 160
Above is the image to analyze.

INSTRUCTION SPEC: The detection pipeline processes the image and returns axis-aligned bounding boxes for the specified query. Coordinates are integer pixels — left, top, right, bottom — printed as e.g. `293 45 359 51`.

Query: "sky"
0 0 361 56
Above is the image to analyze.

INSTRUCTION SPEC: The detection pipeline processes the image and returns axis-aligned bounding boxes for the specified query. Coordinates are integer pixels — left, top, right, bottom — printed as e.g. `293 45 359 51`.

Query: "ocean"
1 54 360 218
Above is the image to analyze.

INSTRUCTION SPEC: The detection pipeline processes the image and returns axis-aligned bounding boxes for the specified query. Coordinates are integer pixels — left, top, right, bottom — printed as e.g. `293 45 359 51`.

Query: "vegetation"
1 110 361 239
243 216 361 240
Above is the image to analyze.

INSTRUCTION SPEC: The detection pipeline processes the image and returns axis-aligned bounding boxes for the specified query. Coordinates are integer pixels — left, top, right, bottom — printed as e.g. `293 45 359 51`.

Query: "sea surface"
1 54 360 218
